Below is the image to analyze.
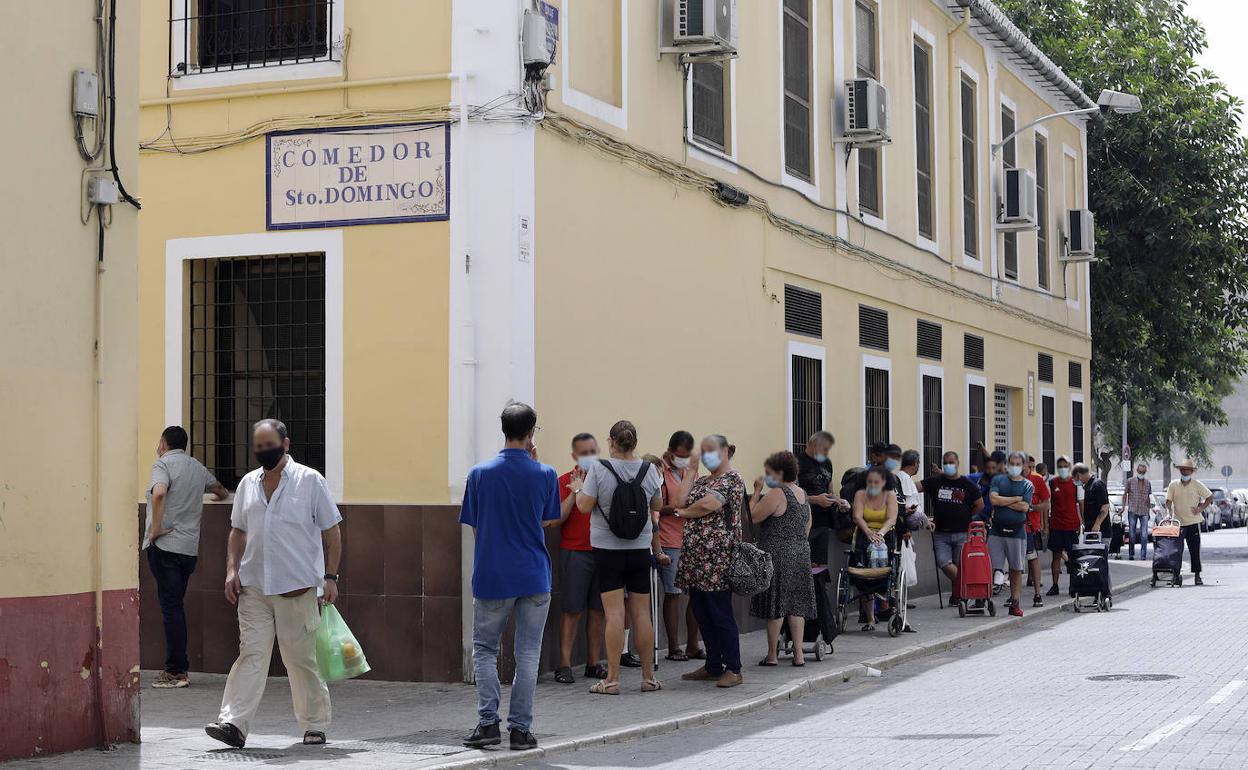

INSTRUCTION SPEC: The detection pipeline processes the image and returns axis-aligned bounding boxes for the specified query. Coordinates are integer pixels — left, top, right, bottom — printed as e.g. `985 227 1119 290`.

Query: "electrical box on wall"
73 69 99 117
87 177 119 205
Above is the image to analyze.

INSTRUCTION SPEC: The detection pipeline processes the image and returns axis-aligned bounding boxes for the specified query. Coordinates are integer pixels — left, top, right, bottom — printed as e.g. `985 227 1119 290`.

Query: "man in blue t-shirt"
988 451 1034 618
458 402 561 752
966 447 1005 521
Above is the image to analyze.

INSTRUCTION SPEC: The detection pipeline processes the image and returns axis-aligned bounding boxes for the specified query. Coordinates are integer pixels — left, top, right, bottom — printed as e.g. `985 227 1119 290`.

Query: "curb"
432 572 1152 769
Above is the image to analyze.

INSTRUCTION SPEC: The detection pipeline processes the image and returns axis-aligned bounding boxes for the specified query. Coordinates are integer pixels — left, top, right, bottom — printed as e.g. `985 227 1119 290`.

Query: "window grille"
791 355 823 454
173 0 336 75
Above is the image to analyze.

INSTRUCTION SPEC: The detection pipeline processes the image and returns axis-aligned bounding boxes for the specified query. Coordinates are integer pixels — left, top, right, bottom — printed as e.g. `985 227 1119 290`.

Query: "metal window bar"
968 383 986 465
1002 107 1018 280
1071 400 1085 464
189 253 326 489
993 385 1009 454
173 0 335 75
791 356 823 454
1041 395 1056 472
864 367 890 458
922 375 943 476
691 61 727 152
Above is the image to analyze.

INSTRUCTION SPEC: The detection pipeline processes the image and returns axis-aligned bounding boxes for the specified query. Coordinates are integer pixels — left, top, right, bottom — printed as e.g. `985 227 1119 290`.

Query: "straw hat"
1174 458 1197 471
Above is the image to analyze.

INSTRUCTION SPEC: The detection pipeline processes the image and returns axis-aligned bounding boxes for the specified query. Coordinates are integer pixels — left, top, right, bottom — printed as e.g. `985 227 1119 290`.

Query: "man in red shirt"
1025 455 1051 607
553 433 607 684
1046 455 1080 596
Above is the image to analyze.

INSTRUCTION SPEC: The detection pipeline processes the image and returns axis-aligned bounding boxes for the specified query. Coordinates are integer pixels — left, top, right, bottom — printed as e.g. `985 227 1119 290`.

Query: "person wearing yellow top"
850 467 898 631
1165 458 1213 585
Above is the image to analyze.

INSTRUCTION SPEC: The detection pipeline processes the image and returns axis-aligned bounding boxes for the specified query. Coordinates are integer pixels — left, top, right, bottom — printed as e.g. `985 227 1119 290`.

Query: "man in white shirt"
205 419 343 749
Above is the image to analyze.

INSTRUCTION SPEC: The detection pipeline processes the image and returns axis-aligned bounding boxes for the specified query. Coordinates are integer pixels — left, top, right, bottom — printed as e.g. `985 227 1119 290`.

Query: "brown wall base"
0 589 140 761
138 503 463 683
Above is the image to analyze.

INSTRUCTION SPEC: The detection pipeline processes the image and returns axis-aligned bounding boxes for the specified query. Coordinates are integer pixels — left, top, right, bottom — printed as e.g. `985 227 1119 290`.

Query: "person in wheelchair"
849 467 899 631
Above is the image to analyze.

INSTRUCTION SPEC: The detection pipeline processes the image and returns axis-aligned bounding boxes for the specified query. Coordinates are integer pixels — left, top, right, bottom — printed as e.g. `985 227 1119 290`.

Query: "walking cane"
931 536 944 609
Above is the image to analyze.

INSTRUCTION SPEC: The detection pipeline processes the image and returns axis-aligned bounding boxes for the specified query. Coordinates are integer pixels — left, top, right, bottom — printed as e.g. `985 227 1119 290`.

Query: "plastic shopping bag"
900 540 919 588
314 604 371 683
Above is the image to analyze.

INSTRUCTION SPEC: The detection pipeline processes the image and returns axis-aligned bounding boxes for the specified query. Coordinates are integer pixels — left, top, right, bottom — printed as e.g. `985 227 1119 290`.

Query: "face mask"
814 453 828 464
702 451 722 471
1181 473 1193 482
943 463 958 476
764 475 782 488
255 445 285 471
1057 467 1071 480
1008 465 1024 478
671 456 690 469
576 455 597 472
884 458 900 472
866 485 883 497
1136 472 1147 480
1075 480 1084 488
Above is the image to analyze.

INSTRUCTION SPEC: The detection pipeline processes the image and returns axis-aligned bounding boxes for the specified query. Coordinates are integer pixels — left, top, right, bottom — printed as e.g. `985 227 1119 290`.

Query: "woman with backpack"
673 435 747 688
574 420 666 694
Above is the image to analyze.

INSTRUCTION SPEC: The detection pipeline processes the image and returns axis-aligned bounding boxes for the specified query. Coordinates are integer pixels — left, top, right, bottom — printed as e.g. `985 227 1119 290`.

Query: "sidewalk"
9 560 1153 770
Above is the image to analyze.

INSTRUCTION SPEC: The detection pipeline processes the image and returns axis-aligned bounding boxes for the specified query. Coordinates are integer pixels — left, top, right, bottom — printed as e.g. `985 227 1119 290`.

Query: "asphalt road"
519 527 1248 770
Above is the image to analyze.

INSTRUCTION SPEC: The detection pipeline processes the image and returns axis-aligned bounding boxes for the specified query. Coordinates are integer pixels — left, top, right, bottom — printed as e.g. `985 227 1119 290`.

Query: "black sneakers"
463 722 501 748
1046 584 1059 596
510 729 538 751
620 652 642 668
1195 574 1205 586
205 722 246 749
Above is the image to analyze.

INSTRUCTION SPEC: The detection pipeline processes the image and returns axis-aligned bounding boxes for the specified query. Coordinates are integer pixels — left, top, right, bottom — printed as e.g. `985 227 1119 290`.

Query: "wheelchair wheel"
888 613 903 637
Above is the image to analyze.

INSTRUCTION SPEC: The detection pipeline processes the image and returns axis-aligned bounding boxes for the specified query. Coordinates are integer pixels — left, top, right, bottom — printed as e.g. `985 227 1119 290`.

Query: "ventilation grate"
964 333 984 370
858 304 889 351
1069 360 1083 389
917 319 942 360
784 284 822 338
1038 352 1054 383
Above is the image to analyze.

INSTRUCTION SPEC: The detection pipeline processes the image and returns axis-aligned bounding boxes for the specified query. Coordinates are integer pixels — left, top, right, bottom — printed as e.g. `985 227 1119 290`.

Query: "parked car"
1206 487 1233 530
1231 489 1248 526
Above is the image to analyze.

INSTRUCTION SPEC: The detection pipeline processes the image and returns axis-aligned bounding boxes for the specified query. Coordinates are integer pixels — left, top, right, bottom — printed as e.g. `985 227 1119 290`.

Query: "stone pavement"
516 528 1248 770
6 555 1160 770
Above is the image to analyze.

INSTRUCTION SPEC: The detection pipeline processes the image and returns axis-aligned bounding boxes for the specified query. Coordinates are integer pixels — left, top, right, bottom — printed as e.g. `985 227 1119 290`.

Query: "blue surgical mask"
1008 465 1024 478
943 463 958 476
576 455 597 472
866 485 883 497
1057 467 1071 480
814 453 828 464
763 475 781 488
703 451 722 471
884 458 900 472
1181 473 1193 482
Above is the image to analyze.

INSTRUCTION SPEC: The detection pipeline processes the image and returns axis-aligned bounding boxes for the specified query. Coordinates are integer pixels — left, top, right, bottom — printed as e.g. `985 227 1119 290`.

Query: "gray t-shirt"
143 449 219 556
583 458 662 550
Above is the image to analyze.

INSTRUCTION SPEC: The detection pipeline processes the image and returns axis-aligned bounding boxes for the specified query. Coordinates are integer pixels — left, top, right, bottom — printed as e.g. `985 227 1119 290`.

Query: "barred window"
1072 400 1085 464
864 367 890 457
1042 395 1056 472
922 375 943 475
968 383 986 465
1036 136 1050 289
783 0 812 180
174 0 337 75
189 254 326 488
791 355 823 454
856 1 880 217
691 60 728 152
914 40 934 240
1001 106 1019 281
960 77 978 259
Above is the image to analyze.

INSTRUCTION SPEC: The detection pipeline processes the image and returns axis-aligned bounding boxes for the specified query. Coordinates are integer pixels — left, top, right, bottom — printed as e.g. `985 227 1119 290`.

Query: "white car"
1231 489 1248 527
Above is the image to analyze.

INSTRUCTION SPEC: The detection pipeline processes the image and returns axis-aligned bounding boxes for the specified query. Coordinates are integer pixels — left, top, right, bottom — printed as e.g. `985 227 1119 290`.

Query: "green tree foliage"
997 0 1248 470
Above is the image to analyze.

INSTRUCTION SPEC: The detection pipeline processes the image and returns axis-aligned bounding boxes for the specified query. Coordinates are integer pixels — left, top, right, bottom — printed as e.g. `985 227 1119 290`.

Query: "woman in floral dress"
674 434 746 688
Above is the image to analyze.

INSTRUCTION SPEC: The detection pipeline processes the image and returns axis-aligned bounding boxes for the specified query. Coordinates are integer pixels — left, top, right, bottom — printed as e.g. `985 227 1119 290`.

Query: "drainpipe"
946 7 970 272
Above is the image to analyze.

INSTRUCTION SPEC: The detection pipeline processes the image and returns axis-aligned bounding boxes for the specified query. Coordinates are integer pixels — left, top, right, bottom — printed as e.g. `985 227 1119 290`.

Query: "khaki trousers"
218 588 330 737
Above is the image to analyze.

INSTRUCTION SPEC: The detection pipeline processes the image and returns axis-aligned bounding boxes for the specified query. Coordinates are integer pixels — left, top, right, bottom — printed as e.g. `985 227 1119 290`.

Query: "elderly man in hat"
1165 459 1212 585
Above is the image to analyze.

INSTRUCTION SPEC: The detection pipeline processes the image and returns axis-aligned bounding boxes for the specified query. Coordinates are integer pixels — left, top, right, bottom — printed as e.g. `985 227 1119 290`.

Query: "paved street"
519 528 1248 770
6 529 1243 770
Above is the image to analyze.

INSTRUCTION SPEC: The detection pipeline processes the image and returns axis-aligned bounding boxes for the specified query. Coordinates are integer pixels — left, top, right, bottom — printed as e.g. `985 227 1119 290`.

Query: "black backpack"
596 460 652 540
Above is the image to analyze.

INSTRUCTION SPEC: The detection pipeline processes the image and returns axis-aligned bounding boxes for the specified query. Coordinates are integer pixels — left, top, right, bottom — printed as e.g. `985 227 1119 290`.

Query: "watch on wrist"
324 573 339 582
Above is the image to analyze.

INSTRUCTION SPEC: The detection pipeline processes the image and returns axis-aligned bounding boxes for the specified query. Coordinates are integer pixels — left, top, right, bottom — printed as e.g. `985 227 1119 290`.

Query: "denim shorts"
657 547 682 595
932 531 967 569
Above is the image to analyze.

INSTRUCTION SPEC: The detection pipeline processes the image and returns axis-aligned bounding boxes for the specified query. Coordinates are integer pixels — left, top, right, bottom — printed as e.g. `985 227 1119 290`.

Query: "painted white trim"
1038 386 1057 464
170 0 346 90
560 0 630 130
860 353 893 457
787 341 827 451
163 230 345 500
686 58 738 164
957 61 983 270
911 26 939 254
918 363 945 465
778 0 821 199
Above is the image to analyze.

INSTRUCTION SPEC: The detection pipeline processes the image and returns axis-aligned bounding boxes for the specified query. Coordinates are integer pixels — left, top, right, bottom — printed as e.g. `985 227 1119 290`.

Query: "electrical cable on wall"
106 0 140 209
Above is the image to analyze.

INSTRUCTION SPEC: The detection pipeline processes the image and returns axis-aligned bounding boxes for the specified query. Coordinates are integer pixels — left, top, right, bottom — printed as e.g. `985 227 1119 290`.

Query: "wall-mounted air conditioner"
842 78 889 144
998 168 1038 231
1064 209 1096 260
673 0 737 54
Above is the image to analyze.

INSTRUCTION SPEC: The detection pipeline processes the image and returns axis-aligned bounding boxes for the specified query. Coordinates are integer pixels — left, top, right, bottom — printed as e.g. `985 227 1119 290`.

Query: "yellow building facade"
0 1 140 760
134 0 1092 684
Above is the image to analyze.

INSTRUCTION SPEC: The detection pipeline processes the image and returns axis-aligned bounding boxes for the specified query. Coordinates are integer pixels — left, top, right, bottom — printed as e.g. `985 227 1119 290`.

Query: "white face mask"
1007 465 1024 478
1057 467 1071 480
671 456 690 469
1181 473 1193 482
1136 472 1147 480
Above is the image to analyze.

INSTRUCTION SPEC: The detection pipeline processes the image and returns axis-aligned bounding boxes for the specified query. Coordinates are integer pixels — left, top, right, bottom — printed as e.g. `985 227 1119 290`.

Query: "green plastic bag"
314 604 371 682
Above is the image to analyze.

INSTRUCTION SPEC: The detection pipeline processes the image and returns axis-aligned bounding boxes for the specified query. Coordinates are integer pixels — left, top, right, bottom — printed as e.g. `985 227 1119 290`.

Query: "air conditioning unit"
673 0 737 53
1065 209 1096 260
842 78 889 143
998 168 1038 231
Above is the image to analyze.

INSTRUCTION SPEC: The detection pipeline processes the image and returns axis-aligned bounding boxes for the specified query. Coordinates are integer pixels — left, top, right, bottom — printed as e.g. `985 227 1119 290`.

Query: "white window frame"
778 0 821 199
957 60 983 270
1038 386 1057 468
918 363 945 471
1070 392 1085 461
164 230 345 500
787 341 827 453
560 0 630 130
1062 142 1083 310
860 353 893 458
170 0 346 91
1034 124 1052 295
912 21 939 255
686 57 739 172
966 373 988 463
854 0 886 230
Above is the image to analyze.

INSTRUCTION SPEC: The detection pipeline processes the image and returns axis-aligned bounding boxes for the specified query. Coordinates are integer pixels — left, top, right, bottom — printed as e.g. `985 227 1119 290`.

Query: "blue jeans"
146 544 197 673
1128 513 1150 559
472 593 551 732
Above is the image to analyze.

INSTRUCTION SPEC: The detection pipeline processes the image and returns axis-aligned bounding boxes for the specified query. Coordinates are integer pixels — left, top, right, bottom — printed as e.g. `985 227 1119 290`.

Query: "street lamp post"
991 89 1142 158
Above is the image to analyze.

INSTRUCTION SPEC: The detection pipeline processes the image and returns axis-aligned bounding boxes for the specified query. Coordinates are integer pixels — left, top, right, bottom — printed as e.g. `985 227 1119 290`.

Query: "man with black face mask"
205 419 343 750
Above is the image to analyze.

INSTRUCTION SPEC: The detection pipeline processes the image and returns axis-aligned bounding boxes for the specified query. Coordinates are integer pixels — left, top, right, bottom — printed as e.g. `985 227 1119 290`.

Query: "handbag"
723 497 774 596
